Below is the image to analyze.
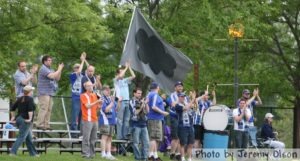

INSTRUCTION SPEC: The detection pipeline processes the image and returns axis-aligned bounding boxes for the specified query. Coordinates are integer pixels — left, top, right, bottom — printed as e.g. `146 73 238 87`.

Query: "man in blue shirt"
114 62 136 140
129 88 149 161
99 85 118 160
69 52 89 137
169 81 186 161
147 82 169 161
14 61 38 98
175 92 196 161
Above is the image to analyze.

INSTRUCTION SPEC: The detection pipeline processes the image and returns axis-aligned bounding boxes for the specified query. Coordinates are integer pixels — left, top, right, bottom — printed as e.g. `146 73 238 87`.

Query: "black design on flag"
120 8 193 93
136 29 176 77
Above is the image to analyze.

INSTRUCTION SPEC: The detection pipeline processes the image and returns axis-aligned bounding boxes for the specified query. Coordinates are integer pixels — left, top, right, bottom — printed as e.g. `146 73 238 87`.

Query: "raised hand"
58 63 64 70
80 52 86 61
96 74 101 80
211 90 216 97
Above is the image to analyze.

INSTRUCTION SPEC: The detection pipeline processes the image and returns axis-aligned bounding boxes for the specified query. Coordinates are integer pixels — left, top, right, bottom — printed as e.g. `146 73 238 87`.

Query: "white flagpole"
121 6 136 65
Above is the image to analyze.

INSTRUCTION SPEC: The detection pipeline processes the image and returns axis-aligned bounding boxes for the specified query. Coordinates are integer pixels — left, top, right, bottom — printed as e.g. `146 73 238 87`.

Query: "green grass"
0 150 169 161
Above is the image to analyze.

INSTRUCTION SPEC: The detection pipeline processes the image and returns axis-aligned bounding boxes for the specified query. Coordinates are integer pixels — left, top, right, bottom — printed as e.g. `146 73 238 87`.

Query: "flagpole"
121 6 136 63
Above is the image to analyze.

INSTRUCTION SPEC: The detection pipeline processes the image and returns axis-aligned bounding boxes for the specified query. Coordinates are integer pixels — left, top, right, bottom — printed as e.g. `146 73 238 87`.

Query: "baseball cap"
73 63 80 69
23 85 35 92
243 89 250 94
265 113 274 119
150 82 159 90
177 93 186 97
174 81 183 87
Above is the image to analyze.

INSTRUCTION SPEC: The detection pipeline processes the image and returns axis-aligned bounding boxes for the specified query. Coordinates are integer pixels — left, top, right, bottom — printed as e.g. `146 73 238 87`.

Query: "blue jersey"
237 98 256 126
99 96 117 125
147 91 165 120
175 103 194 127
129 98 147 127
169 92 189 118
70 72 84 99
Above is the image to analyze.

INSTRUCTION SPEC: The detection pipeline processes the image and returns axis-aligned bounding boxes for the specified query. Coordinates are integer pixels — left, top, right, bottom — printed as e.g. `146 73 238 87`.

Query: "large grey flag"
120 8 193 93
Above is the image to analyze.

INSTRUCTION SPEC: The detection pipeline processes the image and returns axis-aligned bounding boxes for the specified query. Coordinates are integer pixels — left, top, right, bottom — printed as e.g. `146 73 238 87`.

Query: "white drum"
203 105 232 131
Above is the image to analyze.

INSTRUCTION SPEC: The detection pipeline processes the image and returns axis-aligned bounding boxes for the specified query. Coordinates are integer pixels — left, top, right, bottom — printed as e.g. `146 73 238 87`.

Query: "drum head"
203 105 229 131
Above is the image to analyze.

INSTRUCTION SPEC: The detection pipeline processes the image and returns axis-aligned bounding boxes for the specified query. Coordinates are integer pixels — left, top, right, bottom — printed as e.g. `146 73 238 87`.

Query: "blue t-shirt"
99 96 117 125
113 77 131 101
194 99 212 125
147 91 165 120
129 98 147 127
70 72 84 99
175 103 194 127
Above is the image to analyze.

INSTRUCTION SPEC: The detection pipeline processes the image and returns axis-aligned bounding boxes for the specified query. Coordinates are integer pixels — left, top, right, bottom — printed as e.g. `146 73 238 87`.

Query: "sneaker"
106 155 116 160
9 153 16 157
155 157 163 161
175 154 181 161
32 135 38 140
148 156 155 161
33 154 40 157
46 127 53 130
36 126 46 131
82 156 91 159
170 153 175 160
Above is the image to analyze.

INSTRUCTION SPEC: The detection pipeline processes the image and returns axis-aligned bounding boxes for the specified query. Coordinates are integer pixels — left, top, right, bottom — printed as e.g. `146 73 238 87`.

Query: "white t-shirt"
232 107 251 131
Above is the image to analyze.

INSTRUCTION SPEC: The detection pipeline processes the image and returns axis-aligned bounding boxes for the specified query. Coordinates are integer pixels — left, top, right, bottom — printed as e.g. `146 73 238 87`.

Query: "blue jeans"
70 98 81 137
10 116 37 156
132 126 149 160
117 101 130 139
247 126 258 147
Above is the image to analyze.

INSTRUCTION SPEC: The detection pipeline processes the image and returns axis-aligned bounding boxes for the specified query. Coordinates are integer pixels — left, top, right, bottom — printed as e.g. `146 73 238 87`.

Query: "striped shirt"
80 92 100 122
37 65 56 96
193 99 212 125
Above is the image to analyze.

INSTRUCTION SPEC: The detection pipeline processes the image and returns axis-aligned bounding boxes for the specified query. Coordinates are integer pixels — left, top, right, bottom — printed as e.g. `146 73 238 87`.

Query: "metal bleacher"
0 96 131 155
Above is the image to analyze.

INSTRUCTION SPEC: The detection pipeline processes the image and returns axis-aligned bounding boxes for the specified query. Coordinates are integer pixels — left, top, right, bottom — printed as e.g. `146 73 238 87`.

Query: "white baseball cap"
23 85 35 92
265 113 274 119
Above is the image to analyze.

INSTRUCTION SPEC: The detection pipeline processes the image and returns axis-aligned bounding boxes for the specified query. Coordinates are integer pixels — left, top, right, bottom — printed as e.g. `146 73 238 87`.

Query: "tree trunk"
293 95 300 148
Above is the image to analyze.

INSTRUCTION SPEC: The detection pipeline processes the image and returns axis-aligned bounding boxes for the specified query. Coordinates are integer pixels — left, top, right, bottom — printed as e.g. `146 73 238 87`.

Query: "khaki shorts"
99 125 115 136
147 120 163 141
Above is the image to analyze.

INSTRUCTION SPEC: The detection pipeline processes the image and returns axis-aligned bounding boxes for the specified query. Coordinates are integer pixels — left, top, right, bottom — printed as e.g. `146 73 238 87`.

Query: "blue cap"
177 92 186 97
150 82 159 90
174 81 183 87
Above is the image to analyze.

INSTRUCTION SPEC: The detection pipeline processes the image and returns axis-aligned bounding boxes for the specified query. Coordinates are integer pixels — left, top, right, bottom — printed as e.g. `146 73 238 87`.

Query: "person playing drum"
193 90 216 149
